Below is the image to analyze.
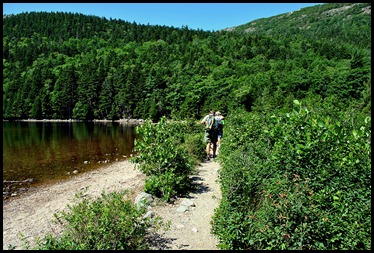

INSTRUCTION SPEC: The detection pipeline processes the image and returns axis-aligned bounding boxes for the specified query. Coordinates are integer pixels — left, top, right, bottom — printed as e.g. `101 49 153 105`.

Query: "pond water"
3 121 139 188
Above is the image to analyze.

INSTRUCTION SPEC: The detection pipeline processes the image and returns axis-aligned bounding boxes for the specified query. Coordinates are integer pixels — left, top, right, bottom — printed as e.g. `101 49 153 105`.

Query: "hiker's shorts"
204 129 218 144
218 130 223 139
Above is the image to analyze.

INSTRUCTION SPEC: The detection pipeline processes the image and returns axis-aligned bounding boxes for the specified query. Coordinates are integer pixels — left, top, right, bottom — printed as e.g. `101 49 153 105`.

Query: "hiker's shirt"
201 114 213 124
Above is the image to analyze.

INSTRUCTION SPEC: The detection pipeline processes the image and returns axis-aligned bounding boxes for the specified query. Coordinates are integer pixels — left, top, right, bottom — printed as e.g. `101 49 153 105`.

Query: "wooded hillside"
3 3 371 120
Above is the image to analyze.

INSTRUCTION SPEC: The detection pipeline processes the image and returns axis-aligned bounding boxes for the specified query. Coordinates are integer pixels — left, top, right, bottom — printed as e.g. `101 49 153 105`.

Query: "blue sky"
3 3 323 31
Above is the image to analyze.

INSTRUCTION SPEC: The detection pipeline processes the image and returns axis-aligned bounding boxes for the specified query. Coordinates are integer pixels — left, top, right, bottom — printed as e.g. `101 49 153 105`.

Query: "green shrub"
130 117 200 202
184 132 206 162
21 190 163 250
212 100 371 250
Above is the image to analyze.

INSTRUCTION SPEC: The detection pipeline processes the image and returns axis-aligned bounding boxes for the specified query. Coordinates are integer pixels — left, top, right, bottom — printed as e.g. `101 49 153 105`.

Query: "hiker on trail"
201 110 221 161
215 111 225 146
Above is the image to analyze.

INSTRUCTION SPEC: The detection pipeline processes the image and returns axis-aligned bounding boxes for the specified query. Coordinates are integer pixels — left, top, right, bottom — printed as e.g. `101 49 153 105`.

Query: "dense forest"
3 3 370 121
3 3 371 250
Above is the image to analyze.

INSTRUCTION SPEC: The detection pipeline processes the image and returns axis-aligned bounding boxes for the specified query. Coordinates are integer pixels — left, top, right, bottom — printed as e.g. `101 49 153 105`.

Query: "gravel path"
3 159 221 250
148 160 221 250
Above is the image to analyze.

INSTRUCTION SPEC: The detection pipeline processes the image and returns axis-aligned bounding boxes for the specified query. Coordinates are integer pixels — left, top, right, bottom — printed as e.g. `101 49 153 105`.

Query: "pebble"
176 224 185 229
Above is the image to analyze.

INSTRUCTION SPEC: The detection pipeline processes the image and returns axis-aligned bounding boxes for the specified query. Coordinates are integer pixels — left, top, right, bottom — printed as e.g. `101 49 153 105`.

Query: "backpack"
206 115 220 131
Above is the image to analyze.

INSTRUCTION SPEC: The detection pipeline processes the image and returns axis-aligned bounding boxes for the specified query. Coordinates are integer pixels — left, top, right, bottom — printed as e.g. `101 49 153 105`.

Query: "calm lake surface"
3 121 139 187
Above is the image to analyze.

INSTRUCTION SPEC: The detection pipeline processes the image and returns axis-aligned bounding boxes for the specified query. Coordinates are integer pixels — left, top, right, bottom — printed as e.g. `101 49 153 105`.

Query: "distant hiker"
201 110 221 161
215 111 225 146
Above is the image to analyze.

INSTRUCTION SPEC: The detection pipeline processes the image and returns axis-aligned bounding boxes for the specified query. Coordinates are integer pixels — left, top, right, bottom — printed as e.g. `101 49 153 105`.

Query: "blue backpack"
206 115 220 131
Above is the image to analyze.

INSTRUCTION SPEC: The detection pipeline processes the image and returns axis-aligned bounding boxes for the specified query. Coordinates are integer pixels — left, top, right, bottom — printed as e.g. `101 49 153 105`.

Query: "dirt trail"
3 159 221 250
148 160 221 250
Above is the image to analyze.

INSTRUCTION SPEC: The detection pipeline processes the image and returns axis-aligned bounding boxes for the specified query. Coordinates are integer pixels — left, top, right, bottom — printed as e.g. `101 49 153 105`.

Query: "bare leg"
206 143 211 157
212 143 217 157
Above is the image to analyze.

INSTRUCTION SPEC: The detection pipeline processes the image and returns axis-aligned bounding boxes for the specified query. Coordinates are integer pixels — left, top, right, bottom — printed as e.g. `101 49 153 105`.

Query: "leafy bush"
21 190 164 250
130 117 202 202
212 100 371 250
183 132 206 162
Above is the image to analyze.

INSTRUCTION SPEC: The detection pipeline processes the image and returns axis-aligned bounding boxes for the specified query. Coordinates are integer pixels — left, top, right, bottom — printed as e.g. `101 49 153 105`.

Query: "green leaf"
352 130 358 138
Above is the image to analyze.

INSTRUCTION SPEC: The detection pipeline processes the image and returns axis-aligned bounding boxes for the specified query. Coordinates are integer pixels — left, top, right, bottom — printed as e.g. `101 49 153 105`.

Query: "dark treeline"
3 3 371 121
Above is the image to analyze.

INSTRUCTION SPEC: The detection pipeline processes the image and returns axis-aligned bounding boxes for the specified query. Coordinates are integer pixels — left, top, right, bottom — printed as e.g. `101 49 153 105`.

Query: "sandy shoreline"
3 159 221 250
3 160 146 250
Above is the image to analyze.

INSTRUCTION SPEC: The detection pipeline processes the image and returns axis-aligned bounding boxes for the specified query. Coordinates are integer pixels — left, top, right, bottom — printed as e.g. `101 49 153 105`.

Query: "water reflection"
3 121 138 186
